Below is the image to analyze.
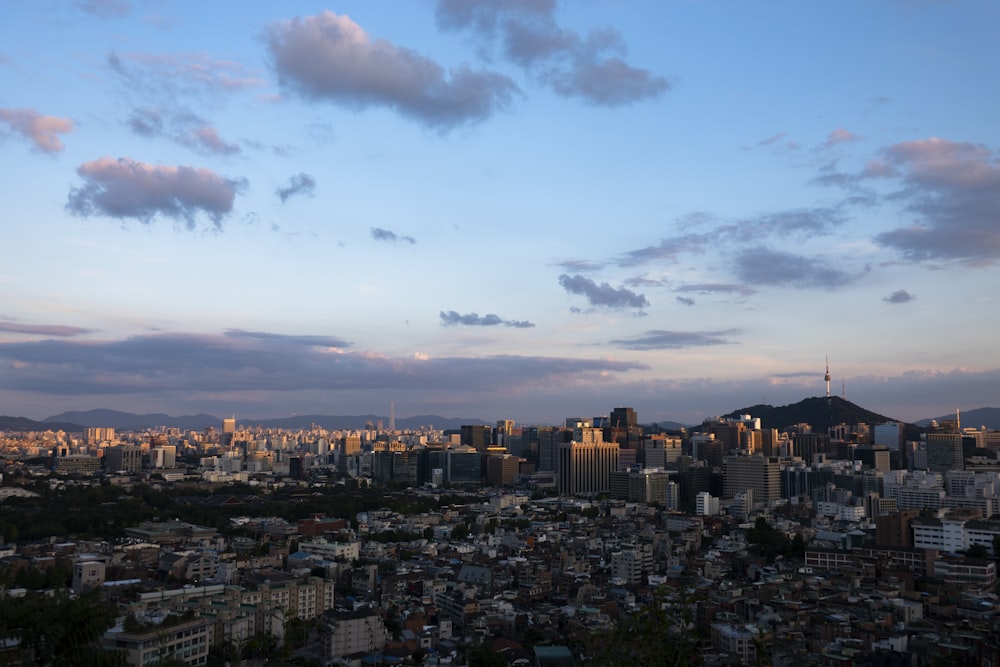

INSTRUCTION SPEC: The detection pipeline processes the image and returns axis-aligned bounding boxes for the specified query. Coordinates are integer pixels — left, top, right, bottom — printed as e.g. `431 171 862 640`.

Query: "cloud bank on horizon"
1 0 998 425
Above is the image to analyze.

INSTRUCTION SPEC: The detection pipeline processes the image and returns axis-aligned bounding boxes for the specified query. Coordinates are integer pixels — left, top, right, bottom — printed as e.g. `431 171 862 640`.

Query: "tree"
467 645 506 667
965 543 990 559
594 589 703 667
0 589 122 665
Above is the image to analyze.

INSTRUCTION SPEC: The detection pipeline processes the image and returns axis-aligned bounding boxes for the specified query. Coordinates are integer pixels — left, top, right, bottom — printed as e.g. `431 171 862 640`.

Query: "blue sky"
1 0 999 426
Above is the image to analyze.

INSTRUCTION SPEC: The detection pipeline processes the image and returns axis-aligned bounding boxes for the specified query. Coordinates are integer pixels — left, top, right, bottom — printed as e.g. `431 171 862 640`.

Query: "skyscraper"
460 425 492 451
926 433 964 472
557 440 619 496
723 455 781 501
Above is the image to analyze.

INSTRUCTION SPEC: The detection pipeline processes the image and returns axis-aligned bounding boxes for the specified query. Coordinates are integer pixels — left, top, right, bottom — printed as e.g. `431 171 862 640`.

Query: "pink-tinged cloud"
108 52 266 98
435 0 668 106
264 11 519 130
820 127 862 149
871 138 1000 263
0 108 74 153
66 157 240 229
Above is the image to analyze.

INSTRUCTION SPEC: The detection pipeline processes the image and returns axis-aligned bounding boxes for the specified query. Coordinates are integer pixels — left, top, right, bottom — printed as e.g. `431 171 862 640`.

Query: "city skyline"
2 1 999 425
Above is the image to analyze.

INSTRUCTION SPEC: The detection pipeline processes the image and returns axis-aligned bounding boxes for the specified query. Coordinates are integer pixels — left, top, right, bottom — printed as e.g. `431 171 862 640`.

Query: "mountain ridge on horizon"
0 400 995 433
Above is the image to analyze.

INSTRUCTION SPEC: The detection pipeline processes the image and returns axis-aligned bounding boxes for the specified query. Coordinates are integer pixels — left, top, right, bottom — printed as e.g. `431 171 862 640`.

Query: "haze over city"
2 0 999 425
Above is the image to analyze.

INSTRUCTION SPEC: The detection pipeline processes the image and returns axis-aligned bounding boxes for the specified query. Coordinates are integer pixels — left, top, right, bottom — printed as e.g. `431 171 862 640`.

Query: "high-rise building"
85 427 115 445
696 491 720 516
557 440 619 496
486 454 520 486
447 448 482 484
609 468 670 504
460 425 492 452
104 445 143 474
538 427 570 472
221 417 236 447
723 455 781 501
611 407 637 430
150 445 176 469
794 433 830 464
495 420 514 448
926 432 964 472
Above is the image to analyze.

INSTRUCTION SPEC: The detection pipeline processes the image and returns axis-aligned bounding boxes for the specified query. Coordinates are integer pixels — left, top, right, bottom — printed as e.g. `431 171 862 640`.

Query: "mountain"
42 409 490 432
45 409 221 431
648 420 691 432
0 415 84 433
721 396 917 434
239 414 490 431
917 407 1000 430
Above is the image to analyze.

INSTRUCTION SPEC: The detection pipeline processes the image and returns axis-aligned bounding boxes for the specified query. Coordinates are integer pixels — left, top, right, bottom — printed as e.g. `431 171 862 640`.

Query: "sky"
1 0 999 427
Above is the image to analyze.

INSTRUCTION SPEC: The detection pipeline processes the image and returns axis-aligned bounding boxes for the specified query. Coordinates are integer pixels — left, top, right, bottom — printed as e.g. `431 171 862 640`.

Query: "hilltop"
721 396 921 437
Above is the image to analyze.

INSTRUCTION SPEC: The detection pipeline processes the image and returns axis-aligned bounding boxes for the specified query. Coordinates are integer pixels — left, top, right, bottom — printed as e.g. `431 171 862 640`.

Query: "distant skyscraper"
389 402 395 432
222 416 236 447
611 407 637 430
460 425 492 451
926 432 964 472
557 440 619 496
723 455 781 501
496 420 514 448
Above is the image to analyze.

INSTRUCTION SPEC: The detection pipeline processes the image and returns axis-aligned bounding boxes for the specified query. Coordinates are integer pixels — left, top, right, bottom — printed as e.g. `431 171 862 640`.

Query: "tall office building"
926 432 964 472
150 445 176 469
104 445 143 474
538 427 570 472
794 433 830 464
495 420 515 449
610 407 637 430
723 455 781 501
557 440 619 496
221 417 236 448
85 427 115 445
460 425 492 452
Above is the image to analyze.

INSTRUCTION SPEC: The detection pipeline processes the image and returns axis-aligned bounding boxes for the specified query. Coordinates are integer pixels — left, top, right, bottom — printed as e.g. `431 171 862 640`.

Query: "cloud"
66 157 240 229
435 0 668 106
757 132 787 147
556 259 605 273
545 57 670 106
108 51 265 102
276 172 316 203
676 296 695 306
0 108 74 154
126 107 240 155
439 311 535 328
868 138 1000 264
620 232 710 265
76 0 129 17
819 127 862 150
0 329 642 397
610 328 741 350
223 329 350 349
558 274 649 309
620 207 844 268
733 247 855 289
371 227 417 244
0 322 93 337
264 11 519 130
675 283 757 297
883 289 915 304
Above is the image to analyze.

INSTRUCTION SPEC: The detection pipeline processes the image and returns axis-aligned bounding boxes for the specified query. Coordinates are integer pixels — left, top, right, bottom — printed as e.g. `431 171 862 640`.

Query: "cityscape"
2 388 1000 665
3 0 1000 665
